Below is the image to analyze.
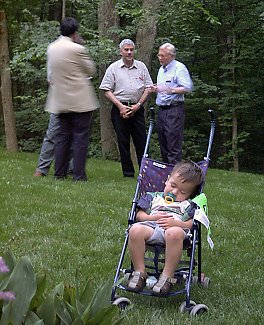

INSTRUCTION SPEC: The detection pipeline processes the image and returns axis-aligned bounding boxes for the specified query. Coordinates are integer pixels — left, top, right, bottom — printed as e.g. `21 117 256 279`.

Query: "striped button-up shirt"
156 60 193 106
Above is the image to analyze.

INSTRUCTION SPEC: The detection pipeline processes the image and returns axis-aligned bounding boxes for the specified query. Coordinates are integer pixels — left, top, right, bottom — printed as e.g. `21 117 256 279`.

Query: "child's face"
164 172 196 202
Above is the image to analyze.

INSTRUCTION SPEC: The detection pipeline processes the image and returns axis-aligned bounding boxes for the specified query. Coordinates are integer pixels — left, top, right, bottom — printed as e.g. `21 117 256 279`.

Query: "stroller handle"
205 109 216 161
142 107 155 159
128 107 155 224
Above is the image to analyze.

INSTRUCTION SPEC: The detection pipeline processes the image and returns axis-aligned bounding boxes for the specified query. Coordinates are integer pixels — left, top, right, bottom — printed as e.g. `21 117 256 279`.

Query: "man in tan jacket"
45 17 99 181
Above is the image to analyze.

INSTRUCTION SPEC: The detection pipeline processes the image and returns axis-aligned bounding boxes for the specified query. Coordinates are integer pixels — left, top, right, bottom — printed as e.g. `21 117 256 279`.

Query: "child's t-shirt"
137 192 197 222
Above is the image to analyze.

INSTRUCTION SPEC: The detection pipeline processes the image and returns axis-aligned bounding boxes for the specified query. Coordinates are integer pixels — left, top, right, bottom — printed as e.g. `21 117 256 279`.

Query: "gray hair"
159 42 176 57
119 39 135 49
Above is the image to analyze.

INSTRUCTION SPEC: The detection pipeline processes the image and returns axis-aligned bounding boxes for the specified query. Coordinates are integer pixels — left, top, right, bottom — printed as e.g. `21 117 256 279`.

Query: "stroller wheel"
190 303 209 316
112 297 131 311
179 300 197 313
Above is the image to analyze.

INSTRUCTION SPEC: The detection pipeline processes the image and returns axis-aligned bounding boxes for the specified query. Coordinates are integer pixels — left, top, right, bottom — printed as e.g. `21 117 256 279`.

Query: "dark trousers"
111 105 147 176
157 103 185 164
54 111 93 181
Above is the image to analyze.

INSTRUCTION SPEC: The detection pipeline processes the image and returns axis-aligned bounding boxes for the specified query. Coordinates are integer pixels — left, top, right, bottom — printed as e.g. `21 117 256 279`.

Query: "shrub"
0 251 123 324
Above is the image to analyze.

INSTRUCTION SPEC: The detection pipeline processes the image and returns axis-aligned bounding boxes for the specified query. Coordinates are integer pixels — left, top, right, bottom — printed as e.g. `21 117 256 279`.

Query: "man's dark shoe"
124 173 134 178
34 171 45 177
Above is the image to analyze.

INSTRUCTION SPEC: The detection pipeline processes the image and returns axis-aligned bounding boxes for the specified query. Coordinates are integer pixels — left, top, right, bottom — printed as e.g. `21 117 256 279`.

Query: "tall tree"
98 0 120 158
136 0 161 70
48 1 63 21
0 10 18 152
62 0 66 20
215 0 264 171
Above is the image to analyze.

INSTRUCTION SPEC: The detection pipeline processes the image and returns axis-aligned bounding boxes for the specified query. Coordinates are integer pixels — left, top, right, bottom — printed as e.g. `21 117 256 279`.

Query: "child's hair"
171 160 204 188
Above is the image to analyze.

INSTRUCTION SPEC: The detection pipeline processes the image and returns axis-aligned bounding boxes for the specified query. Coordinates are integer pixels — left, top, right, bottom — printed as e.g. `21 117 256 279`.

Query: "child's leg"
152 227 186 294
162 227 186 277
128 224 154 273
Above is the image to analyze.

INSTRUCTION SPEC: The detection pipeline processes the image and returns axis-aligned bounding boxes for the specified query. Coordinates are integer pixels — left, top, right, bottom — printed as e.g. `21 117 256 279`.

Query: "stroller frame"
111 107 216 315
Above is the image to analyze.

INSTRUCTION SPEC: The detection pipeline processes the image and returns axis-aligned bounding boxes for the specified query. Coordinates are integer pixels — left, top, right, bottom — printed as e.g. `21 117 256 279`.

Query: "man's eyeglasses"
157 54 171 58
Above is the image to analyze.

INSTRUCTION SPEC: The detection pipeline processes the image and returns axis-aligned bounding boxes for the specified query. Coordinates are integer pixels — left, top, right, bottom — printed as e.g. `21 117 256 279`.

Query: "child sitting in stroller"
128 160 204 295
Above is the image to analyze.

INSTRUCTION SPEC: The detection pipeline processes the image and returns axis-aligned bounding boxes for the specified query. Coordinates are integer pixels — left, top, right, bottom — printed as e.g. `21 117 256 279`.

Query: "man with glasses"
150 43 193 164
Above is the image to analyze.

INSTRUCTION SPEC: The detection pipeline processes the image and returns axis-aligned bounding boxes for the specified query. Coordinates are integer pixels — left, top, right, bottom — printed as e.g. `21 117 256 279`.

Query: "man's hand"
149 84 174 93
120 103 140 119
119 104 131 118
72 32 85 45
149 85 158 93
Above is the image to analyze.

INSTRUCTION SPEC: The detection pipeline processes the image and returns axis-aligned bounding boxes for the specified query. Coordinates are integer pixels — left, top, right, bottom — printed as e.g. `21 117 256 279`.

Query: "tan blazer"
45 36 99 113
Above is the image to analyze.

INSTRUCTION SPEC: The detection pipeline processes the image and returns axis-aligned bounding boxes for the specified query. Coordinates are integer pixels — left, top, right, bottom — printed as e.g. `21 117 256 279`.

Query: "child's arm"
136 192 169 222
136 209 170 222
157 200 197 229
156 217 193 230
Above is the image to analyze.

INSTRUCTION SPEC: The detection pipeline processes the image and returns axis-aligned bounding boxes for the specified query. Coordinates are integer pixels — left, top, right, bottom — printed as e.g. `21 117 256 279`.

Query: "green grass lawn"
0 148 263 324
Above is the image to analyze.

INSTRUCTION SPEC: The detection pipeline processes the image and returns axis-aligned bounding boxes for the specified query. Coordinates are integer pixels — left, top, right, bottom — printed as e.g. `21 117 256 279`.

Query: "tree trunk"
216 1 239 171
48 1 62 21
134 0 160 161
98 0 120 158
136 0 161 70
0 10 18 152
136 0 160 117
232 110 239 171
231 8 239 172
62 0 66 20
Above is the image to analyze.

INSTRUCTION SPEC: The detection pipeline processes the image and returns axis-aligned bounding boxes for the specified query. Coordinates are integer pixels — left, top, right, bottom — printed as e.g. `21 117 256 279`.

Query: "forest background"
1 0 264 174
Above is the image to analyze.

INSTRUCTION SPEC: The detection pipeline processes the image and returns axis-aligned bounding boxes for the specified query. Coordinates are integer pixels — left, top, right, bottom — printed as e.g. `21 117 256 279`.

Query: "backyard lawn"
0 149 263 324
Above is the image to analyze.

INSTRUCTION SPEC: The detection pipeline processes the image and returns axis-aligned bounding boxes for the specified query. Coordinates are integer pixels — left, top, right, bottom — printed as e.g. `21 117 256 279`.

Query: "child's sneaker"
152 275 177 295
127 271 147 292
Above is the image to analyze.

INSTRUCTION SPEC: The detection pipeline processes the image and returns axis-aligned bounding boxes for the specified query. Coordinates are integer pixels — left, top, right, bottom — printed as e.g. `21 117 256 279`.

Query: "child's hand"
150 211 170 221
156 216 176 230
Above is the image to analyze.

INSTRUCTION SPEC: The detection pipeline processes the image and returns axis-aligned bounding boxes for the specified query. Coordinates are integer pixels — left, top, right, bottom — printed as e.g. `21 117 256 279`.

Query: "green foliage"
0 251 122 324
87 37 118 67
217 131 250 169
0 251 37 325
9 12 59 84
14 93 49 152
115 0 143 38
183 128 206 162
2 0 264 173
8 12 59 152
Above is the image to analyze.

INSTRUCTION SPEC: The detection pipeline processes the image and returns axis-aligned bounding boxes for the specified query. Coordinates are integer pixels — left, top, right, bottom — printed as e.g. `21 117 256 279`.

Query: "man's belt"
120 102 137 106
159 102 184 110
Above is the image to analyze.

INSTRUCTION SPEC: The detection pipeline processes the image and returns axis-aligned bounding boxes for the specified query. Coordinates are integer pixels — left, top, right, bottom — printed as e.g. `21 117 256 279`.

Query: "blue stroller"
111 108 216 316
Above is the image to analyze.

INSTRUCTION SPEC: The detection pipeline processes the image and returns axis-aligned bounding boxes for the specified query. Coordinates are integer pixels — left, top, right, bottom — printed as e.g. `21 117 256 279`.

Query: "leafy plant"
0 251 123 325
